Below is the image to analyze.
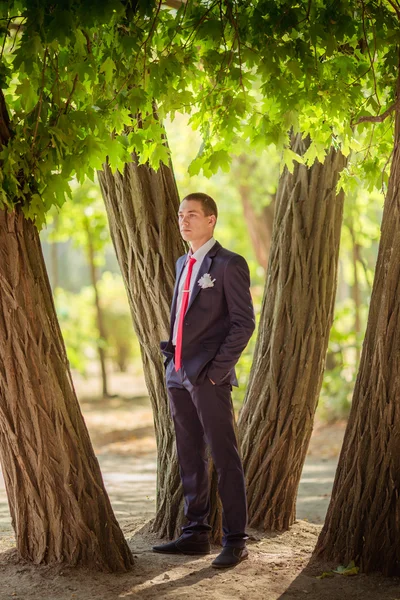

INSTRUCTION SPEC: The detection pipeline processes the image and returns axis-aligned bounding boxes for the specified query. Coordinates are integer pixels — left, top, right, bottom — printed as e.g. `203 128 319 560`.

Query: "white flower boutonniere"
198 273 216 289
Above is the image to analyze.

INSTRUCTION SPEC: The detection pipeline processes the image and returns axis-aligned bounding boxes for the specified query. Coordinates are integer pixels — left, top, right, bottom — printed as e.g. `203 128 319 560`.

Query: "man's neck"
190 236 214 254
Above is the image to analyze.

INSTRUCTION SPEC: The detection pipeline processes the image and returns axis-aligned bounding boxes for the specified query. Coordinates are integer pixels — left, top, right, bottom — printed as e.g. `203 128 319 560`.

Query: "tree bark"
98 157 223 542
349 224 362 364
84 218 109 398
0 208 133 571
238 136 346 531
314 92 400 577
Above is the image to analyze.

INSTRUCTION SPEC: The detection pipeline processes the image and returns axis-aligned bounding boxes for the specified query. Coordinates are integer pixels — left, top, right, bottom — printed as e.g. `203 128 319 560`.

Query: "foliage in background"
55 285 96 374
55 272 140 376
319 187 382 421
45 178 141 377
97 272 142 373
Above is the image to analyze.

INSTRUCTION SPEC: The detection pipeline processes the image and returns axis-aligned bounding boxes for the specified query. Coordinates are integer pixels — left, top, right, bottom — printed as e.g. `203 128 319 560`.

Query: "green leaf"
43 175 72 210
150 143 170 168
207 149 231 174
283 148 304 174
22 194 47 229
109 108 132 135
100 57 116 84
15 78 38 113
106 137 130 173
188 156 204 177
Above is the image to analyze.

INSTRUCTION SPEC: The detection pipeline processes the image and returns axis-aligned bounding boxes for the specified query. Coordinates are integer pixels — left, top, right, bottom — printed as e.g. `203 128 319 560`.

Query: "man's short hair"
183 192 218 219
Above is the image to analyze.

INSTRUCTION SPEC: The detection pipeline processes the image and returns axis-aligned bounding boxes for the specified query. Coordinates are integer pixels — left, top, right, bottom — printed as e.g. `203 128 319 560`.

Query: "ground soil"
1 371 399 600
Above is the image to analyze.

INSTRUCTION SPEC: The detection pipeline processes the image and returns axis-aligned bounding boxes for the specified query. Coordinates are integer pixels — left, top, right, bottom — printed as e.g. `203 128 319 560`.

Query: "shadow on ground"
277 554 400 600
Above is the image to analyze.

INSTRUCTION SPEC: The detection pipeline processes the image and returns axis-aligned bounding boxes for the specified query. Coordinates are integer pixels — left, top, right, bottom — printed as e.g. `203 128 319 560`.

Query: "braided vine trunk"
315 98 400 577
0 209 133 571
238 136 346 531
98 157 222 541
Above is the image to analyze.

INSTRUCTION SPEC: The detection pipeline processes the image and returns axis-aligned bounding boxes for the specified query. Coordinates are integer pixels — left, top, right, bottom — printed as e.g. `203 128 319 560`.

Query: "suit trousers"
166 360 248 548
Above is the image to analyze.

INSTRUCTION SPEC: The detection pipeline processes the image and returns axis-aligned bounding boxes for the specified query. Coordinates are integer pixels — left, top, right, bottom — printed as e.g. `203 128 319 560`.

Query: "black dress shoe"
152 534 211 555
211 546 248 568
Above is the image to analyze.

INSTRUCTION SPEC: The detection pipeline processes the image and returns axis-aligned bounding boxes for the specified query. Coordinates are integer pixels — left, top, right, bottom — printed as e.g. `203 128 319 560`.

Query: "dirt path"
1 518 399 600
2 373 398 599
0 391 342 539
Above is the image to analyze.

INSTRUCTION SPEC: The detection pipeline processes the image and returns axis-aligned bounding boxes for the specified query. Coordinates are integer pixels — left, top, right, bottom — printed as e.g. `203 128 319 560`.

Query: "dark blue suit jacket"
161 241 255 386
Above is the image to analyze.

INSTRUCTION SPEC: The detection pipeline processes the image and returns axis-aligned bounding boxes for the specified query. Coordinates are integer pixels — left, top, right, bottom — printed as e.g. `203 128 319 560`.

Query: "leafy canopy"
0 0 398 226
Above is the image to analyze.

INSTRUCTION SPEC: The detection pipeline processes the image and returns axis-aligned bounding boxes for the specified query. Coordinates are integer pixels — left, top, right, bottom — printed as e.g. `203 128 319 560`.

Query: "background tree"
205 0 396 536
314 2 400 575
97 154 188 538
49 180 112 397
238 137 346 530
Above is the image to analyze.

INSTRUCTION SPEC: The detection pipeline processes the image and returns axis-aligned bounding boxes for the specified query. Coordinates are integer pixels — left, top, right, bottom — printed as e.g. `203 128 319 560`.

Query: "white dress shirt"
172 237 216 345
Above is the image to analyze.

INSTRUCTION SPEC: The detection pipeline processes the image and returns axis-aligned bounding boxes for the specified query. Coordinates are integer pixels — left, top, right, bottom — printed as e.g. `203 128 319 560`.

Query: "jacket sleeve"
206 254 255 384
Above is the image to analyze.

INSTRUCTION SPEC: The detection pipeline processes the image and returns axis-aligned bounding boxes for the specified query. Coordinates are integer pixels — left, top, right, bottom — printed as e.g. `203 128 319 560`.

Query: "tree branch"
10 17 25 52
0 88 11 148
31 48 49 150
0 19 10 61
163 0 186 8
386 0 400 19
48 72 78 133
63 74 79 114
82 30 92 54
352 99 400 126
143 0 163 86
361 0 380 109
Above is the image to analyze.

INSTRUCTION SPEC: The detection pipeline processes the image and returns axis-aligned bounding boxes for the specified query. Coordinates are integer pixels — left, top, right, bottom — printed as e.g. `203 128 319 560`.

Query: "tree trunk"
0 208 133 571
314 93 400 577
84 218 109 398
98 157 223 541
238 136 346 531
349 224 362 364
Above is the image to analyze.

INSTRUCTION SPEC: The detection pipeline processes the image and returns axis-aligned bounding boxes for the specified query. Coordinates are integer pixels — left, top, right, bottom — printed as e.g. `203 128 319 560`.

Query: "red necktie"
175 256 196 371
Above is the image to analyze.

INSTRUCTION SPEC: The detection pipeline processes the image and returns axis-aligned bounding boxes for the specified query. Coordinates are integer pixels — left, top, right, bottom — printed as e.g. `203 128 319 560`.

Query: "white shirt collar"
187 237 216 263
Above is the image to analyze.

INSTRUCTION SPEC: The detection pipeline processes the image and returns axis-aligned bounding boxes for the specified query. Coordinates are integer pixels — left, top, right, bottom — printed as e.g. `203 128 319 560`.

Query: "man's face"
178 200 216 243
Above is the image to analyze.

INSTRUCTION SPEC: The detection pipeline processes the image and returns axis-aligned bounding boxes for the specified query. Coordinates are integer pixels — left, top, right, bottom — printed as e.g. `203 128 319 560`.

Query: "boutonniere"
198 273 216 289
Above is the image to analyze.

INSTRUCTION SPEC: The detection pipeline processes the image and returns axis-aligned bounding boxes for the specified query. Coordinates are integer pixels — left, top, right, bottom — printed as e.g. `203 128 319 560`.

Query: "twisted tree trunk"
315 94 400 577
98 157 222 541
0 209 133 571
238 136 346 531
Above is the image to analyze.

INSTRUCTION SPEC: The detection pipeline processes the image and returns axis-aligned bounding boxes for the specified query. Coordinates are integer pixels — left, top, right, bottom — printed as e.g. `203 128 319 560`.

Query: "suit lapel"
186 241 221 314
187 255 212 313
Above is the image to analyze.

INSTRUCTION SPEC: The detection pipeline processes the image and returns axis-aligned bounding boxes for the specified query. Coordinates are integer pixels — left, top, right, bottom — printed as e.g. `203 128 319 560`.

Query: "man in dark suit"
153 192 255 568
